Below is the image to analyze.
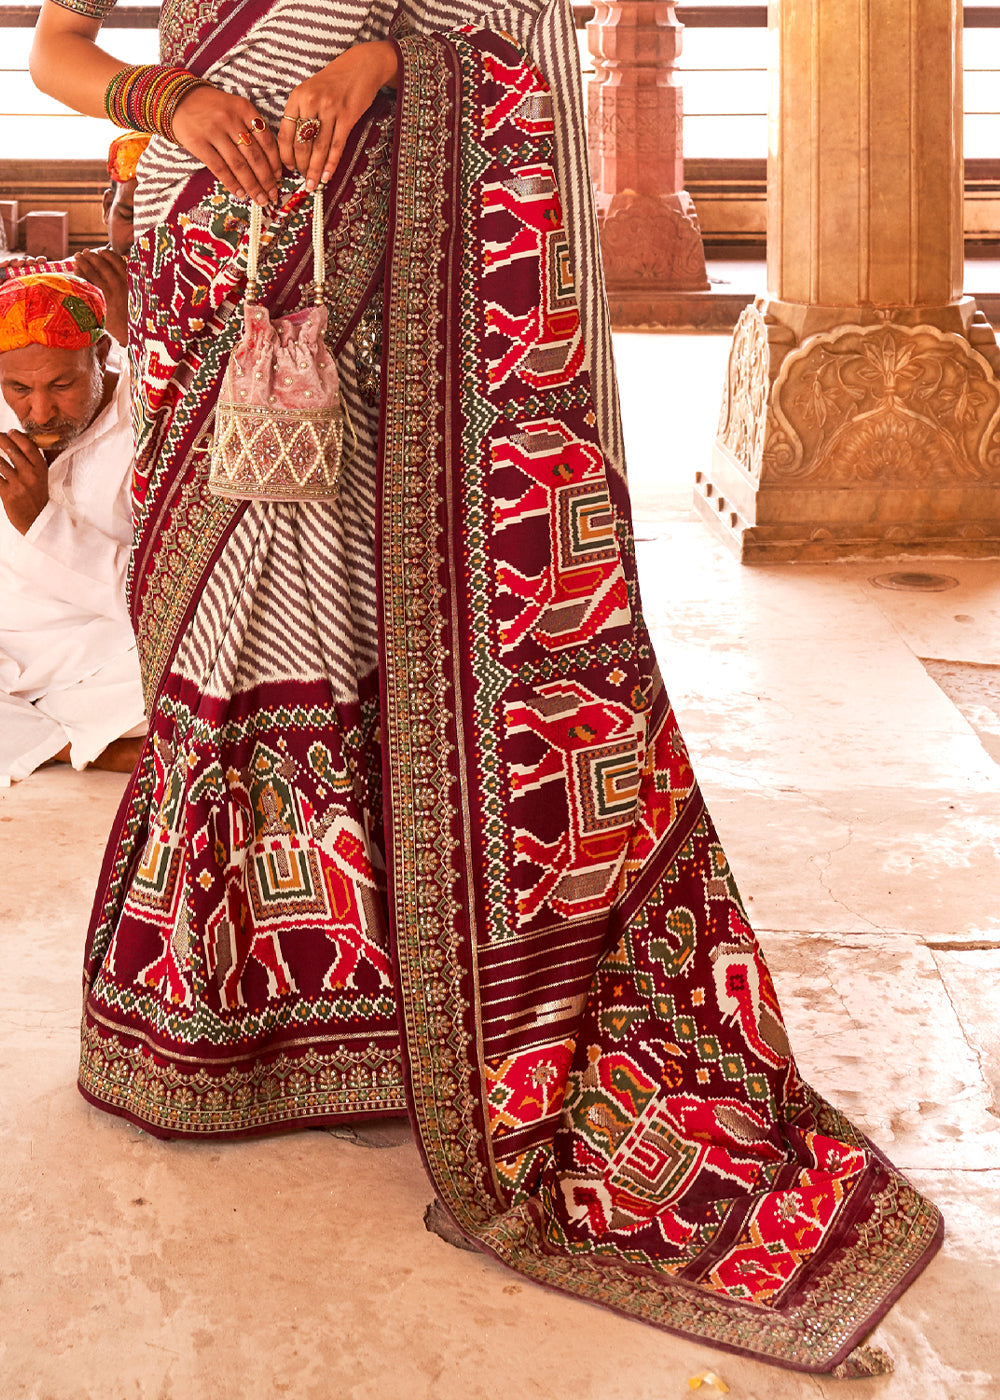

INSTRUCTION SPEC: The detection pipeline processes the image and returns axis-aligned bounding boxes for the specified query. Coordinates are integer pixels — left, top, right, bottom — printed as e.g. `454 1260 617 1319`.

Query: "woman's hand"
31 0 282 205
29 0 395 205
279 41 399 191
171 85 283 205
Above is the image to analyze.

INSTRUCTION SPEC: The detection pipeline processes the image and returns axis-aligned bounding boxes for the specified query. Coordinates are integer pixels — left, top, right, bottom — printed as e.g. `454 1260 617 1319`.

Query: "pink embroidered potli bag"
208 189 345 501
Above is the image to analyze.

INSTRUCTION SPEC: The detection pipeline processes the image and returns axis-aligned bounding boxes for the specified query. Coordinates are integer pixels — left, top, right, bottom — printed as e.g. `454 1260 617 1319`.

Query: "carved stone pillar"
699 0 1000 560
588 0 709 326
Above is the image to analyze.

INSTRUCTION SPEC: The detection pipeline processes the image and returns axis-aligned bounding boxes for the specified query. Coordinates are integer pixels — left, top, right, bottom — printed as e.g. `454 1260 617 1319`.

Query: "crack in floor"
923 939 1000 950
805 799 886 934
929 947 1000 1119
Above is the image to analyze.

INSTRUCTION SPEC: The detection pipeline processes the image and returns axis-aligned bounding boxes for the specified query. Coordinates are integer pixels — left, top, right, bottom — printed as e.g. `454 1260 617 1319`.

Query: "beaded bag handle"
246 185 326 305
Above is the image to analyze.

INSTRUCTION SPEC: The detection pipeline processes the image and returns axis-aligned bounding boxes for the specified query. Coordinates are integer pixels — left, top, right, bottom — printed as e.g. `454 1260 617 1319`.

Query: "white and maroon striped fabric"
122 0 624 476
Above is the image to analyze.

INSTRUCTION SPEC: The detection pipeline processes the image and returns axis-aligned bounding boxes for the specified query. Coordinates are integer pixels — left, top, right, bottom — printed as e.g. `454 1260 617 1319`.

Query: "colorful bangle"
104 65 210 143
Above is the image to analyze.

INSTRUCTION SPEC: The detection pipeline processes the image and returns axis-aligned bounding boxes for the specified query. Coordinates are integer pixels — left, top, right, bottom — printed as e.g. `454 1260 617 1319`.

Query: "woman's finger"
277 112 299 172
171 87 245 197
234 124 280 201
320 116 349 184
239 107 283 189
304 114 337 189
219 134 275 205
293 111 323 180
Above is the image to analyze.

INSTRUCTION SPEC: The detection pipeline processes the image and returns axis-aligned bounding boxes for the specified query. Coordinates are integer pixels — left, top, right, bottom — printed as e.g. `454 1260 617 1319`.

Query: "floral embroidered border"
80 1019 405 1137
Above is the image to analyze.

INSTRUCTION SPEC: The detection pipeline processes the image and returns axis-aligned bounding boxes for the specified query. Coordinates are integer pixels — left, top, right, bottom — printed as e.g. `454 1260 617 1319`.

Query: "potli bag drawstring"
208 187 349 502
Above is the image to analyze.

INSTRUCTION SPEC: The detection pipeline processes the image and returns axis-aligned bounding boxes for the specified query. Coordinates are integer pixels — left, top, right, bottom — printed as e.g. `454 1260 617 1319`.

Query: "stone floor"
2 333 998 1400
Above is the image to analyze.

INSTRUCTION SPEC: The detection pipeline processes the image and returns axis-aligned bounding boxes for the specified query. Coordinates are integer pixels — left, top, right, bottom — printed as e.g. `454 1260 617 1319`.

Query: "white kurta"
0 365 146 780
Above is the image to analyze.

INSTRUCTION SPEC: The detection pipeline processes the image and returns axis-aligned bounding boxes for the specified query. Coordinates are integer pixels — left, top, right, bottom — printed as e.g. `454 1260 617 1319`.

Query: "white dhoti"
0 647 146 781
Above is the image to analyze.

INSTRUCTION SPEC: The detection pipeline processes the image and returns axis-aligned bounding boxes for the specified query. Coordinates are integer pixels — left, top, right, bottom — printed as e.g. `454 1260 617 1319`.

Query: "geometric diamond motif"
210 401 345 501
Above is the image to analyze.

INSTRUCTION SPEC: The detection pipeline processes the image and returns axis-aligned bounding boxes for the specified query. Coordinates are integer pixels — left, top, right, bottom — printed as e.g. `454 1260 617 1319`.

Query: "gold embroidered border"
136 450 237 708
160 0 220 65
80 1021 406 1135
382 31 943 1373
48 0 115 18
209 402 345 502
298 108 394 346
481 1168 940 1371
382 34 498 1231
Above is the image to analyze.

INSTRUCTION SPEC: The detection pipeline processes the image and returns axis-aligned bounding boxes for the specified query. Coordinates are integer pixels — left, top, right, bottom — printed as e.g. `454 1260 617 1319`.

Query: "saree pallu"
79 22 941 1375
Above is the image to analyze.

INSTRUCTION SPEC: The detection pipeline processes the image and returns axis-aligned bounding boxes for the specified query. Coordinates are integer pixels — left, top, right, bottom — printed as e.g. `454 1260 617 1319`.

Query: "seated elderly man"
0 131 148 343
0 272 144 781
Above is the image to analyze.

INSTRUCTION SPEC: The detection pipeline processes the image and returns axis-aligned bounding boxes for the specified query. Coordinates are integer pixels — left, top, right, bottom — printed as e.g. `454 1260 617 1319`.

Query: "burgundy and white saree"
75 0 941 1374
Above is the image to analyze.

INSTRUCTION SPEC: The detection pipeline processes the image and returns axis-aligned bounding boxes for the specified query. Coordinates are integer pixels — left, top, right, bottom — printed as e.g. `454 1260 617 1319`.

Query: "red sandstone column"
587 0 709 323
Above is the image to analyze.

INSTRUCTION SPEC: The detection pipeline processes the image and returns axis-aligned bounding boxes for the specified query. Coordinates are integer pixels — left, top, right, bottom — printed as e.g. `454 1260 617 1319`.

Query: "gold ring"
235 131 251 146
249 117 267 133
295 116 321 144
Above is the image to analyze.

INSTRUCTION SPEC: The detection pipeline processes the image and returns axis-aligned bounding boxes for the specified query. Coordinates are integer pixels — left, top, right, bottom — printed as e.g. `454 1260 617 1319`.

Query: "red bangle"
105 65 210 143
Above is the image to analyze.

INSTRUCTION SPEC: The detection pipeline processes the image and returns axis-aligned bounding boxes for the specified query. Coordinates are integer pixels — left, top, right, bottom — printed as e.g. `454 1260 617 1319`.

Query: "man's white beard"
23 356 106 451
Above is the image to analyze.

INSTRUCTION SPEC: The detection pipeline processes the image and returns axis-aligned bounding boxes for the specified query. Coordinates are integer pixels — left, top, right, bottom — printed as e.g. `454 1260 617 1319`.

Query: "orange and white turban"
107 131 150 184
0 272 106 354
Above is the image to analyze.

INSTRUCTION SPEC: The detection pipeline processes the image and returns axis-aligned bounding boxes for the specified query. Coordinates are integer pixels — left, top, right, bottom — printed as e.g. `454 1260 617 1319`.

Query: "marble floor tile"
1 330 998 1398
0 766 120 1016
922 659 1000 763
854 1169 1000 1400
704 786 1000 939
636 533 1000 795
930 947 1000 1111
860 566 1000 667
759 933 1000 1171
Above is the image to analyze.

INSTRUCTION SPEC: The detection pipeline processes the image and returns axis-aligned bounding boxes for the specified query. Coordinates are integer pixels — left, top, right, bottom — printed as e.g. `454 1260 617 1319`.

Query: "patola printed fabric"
79 17 941 1374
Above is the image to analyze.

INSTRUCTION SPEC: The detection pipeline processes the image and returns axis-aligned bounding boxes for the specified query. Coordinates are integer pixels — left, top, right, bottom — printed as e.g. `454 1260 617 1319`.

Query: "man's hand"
74 247 128 344
0 431 50 534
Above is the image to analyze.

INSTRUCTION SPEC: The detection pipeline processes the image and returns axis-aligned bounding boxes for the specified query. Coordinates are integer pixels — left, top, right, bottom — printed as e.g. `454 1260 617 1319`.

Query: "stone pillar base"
599 190 710 329
698 298 1000 561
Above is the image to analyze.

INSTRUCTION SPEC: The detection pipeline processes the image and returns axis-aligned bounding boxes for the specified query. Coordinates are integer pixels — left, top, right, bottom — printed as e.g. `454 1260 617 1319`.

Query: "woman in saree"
30 0 940 1374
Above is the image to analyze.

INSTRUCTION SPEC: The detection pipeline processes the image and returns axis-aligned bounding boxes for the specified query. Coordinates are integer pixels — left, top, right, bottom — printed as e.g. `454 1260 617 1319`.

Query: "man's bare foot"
89 735 144 773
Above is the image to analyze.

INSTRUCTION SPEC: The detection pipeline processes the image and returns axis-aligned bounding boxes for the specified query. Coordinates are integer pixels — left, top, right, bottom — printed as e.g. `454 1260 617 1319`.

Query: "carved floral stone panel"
716 305 770 481
597 193 708 289
766 323 1000 484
